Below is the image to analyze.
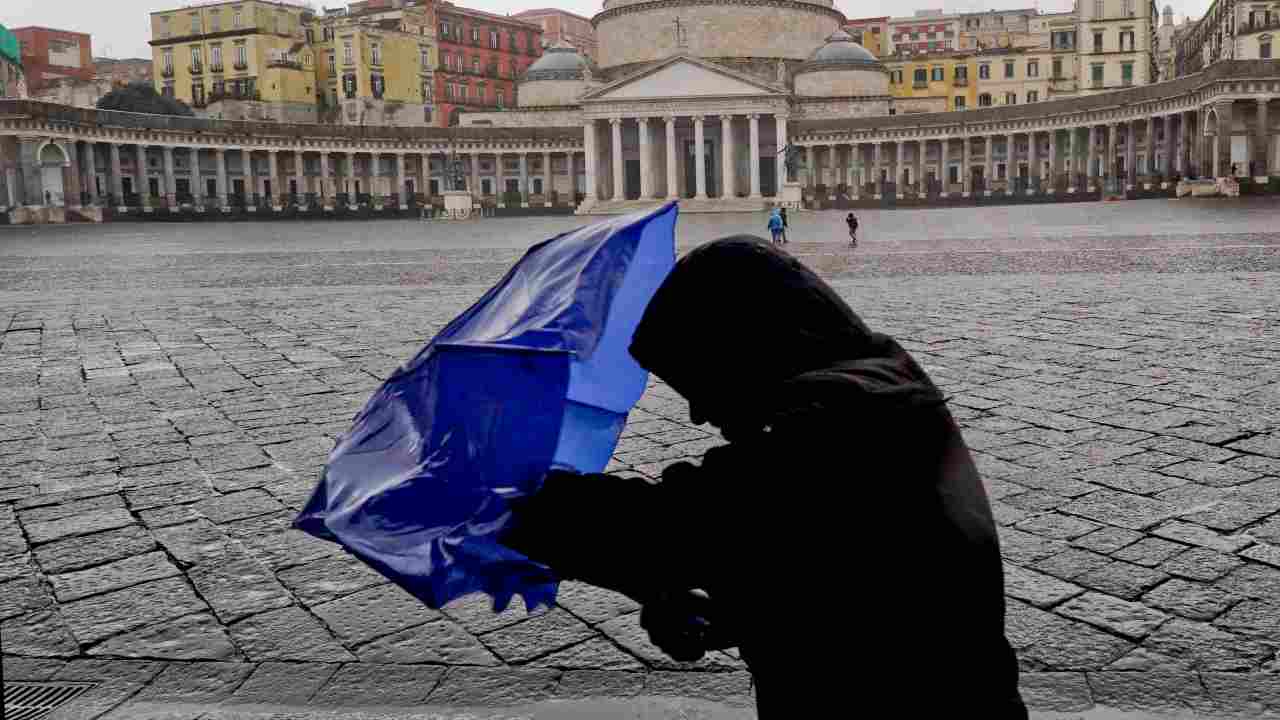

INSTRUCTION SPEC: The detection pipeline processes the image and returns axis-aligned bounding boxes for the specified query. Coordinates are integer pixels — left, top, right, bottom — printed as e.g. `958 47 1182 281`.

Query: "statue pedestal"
442 190 473 219
776 182 803 210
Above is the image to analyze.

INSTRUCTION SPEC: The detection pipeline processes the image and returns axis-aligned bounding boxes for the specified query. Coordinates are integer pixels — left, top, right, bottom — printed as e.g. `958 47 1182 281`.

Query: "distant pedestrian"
846 212 859 248
767 209 784 245
778 207 789 244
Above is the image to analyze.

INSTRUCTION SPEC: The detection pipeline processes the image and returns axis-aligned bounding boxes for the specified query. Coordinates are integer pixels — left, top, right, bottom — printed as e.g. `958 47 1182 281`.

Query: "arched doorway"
1203 108 1219 178
37 142 69 207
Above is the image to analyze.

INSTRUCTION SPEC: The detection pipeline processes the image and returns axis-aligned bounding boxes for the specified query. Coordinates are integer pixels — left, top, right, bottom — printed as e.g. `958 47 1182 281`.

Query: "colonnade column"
1146 116 1156 182
496 152 507 206
519 154 529 206
162 146 176 209
136 145 150 209
82 142 98 205
1047 130 1058 192
1126 121 1138 188
342 151 354 199
215 148 228 210
638 117 652 200
666 116 679 200
774 113 788 192
543 151 553 205
1005 133 1016 194
1256 99 1270 178
1163 117 1175 179
1107 124 1119 186
984 137 993 194
917 141 926 195
395 152 406 209
721 115 735 199
109 143 123 207
319 151 330 207
269 150 281 208
748 114 761 199
1087 126 1098 188
895 141 905 193
469 152 480 200
805 145 815 188
610 118 624 202
1216 101 1234 178
693 116 707 200
962 137 972 195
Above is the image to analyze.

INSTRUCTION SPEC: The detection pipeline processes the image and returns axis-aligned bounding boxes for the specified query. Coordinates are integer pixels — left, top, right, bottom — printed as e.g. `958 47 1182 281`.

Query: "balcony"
189 64 203 75
913 81 928 89
161 66 174 78
210 64 224 73
1243 18 1280 33
233 61 249 71
953 77 968 86
266 59 304 70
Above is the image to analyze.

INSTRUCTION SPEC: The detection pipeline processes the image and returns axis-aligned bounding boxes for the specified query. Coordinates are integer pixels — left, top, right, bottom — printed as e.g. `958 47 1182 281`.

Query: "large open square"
4 198 1280 719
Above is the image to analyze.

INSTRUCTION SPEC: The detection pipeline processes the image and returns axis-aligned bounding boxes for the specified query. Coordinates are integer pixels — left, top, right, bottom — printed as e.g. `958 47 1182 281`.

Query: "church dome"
524 40 590 81
803 30 881 68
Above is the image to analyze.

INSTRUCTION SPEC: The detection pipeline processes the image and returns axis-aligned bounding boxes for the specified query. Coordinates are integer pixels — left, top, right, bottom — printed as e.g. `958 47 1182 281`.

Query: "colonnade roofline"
795 60 1280 142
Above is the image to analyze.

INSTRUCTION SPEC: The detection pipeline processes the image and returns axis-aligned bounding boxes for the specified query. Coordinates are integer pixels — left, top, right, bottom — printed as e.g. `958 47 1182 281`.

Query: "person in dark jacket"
503 237 1026 719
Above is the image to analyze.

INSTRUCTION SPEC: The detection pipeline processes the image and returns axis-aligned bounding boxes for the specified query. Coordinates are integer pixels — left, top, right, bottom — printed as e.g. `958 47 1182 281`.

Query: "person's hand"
640 589 721 663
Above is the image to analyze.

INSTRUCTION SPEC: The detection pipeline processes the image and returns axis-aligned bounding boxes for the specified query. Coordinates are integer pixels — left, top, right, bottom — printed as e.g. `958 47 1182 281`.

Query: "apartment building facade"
434 3 541 126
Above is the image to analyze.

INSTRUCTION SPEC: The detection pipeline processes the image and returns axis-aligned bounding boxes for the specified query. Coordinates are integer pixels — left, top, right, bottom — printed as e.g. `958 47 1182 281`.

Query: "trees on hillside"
96 82 194 117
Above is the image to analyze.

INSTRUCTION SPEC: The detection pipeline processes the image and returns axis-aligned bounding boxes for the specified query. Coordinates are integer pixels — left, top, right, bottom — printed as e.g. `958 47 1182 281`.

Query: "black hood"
628 236 944 435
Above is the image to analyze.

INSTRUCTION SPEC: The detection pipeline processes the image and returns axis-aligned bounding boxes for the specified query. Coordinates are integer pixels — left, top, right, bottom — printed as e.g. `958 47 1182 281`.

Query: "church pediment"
583 56 784 102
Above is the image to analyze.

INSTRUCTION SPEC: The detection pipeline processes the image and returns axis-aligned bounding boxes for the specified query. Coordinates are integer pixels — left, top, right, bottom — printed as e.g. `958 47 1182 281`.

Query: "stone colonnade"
2 139 587 212
581 112 789 203
797 98 1276 198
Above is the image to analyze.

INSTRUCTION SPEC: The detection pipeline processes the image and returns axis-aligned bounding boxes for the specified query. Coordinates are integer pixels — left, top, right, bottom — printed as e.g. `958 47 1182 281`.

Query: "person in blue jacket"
767 209 784 245
504 237 1027 719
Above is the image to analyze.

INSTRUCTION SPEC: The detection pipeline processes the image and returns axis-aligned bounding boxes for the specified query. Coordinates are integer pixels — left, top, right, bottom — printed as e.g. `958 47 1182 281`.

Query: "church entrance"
683 140 716 197
625 159 641 200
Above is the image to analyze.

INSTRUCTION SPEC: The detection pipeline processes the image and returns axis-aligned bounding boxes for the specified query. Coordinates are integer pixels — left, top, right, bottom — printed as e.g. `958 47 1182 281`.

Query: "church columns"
583 119 597 202
665 116 678 200
805 145 815 188
774 114 788 191
721 115 735 199
1028 131 1038 194
693 115 708 199
610 118 624 202
962 136 972 195
638 117 652 199
748 114 761 199
543 151 553 203
895 141 905 192
1256 98 1270 178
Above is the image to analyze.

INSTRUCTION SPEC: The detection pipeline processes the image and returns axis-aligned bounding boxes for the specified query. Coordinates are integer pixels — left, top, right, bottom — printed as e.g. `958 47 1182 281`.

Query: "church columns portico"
748 114 762 199
638 117 652 200
665 116 679 201
610 119 624 202
693 116 708 200
721 115 736 199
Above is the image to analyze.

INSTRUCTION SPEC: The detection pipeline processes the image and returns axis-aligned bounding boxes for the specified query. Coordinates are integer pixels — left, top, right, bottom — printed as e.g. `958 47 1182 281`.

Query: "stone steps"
578 197 768 215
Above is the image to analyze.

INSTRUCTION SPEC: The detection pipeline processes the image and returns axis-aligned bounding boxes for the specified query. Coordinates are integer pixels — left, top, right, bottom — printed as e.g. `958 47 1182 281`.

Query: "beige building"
1078 0 1159 93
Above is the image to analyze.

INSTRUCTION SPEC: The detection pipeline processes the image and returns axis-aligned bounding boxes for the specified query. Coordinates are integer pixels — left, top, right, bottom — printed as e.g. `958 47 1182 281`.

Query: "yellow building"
885 53 977 112
150 0 436 126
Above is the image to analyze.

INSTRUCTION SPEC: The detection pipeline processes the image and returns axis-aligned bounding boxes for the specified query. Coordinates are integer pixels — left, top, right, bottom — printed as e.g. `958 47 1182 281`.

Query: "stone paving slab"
4 213 1280 717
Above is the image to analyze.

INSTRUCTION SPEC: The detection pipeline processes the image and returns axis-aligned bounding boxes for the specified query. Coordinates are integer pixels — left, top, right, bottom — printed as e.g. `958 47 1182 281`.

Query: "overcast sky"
4 0 1213 60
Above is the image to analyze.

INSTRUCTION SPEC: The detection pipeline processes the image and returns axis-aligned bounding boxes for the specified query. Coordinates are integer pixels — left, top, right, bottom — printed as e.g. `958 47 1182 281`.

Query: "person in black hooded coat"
503 236 1027 719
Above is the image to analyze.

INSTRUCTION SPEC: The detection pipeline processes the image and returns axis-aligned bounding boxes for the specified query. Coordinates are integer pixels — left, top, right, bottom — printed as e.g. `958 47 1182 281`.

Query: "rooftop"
436 2 542 30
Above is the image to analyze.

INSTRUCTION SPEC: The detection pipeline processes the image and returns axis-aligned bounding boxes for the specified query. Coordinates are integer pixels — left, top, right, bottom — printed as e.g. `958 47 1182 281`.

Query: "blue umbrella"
295 202 678 614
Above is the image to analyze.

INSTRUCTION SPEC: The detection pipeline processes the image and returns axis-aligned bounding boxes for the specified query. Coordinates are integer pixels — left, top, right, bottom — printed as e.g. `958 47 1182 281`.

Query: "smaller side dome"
523 39 591 81
803 30 882 68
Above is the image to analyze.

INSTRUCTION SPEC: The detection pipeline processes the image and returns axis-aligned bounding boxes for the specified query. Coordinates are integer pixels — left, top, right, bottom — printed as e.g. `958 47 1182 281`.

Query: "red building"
434 2 541 127
11 27 94 93
513 8 597 62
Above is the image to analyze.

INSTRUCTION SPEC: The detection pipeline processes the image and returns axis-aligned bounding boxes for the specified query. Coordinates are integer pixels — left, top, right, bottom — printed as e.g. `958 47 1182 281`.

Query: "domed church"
459 0 891 213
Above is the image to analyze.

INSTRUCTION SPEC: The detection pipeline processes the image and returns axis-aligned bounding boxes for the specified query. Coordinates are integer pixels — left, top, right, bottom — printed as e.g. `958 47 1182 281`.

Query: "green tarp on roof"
0 24 21 67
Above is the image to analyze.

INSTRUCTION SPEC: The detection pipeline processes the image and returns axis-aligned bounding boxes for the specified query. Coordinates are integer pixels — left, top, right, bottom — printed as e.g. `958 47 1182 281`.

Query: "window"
190 47 202 71
1004 61 1015 78
211 45 223 71
236 44 247 69
343 41 353 65
343 73 357 98
1091 63 1104 86
496 89 504 107
890 69 903 84
441 21 450 38
1263 37 1274 58
1005 91 1017 104
420 47 430 69
1120 30 1135 51
273 14 280 34
306 29 314 43
424 107 433 124
931 66 944 81
473 57 480 74
422 81 433 101
1027 90 1039 102
210 13 221 32
954 95 966 109
191 12 201 34
160 16 171 39
979 92 992 106
490 30 499 49
1121 62 1134 85
1052 57 1063 78
162 49 174 74
371 42 382 65
979 63 990 79
1123 0 1133 16
1094 0 1104 18
191 82 204 104
913 68 928 86
371 73 384 98
1027 60 1038 77
327 51 335 74
955 65 967 80
471 27 480 43
1094 31 1104 51
233 8 242 29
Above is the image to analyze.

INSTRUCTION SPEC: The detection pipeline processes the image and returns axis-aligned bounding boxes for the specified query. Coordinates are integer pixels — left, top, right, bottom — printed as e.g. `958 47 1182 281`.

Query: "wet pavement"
4 197 1280 718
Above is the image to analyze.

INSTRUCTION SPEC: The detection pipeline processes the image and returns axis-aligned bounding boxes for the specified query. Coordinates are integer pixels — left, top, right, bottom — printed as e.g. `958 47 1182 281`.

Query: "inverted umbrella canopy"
295 202 678 613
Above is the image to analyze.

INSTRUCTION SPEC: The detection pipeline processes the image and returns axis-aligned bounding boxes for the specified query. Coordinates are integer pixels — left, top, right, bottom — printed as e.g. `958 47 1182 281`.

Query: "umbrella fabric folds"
295 202 678 613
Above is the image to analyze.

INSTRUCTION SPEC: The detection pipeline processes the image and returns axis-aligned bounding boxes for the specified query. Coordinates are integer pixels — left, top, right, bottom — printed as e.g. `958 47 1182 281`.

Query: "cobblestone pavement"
4 200 1280 718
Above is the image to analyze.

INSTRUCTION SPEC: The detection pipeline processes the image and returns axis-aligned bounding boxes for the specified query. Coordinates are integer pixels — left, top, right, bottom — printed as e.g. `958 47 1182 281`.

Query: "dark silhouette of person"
503 237 1026 719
